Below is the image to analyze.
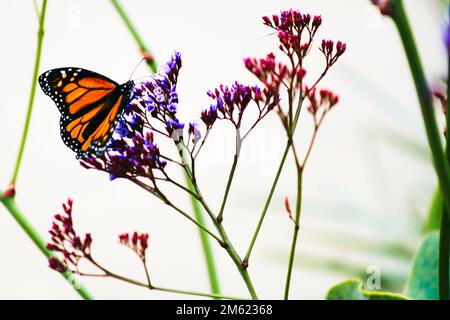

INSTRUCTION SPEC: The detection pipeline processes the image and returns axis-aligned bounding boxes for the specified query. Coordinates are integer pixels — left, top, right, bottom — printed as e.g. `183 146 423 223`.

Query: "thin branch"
301 112 326 168
244 141 291 264
130 178 222 244
217 131 242 221
86 255 241 299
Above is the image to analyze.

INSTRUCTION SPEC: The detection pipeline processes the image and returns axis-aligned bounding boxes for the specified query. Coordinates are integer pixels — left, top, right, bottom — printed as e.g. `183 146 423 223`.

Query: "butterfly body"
39 68 134 158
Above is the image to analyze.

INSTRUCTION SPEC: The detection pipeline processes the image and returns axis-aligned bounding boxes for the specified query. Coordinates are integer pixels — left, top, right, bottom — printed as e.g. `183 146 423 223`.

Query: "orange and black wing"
38 68 134 158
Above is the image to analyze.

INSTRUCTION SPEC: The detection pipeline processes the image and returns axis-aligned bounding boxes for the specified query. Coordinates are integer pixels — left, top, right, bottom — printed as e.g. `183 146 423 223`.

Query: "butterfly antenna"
128 57 147 81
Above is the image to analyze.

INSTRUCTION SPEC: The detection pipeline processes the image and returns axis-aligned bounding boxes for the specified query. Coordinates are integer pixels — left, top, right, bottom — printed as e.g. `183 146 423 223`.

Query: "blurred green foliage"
326 278 409 300
326 231 450 300
404 232 450 299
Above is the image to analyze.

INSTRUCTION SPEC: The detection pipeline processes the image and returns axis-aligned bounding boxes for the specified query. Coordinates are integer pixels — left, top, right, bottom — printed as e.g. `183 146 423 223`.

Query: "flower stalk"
217 132 242 222
242 13 344 301
389 0 450 207
384 0 450 300
10 0 47 188
284 168 303 299
110 0 157 72
192 186 259 299
110 0 221 295
244 141 291 263
440 3 450 300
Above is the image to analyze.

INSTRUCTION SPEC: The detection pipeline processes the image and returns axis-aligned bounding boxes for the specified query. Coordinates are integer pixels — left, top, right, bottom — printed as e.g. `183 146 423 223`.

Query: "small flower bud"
48 258 67 273
312 15 322 29
336 41 346 56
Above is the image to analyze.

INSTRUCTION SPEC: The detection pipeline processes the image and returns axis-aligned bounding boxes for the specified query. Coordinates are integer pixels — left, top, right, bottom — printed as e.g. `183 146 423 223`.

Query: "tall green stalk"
284 169 302 299
109 0 221 296
1 0 94 300
10 0 47 186
184 176 221 295
440 4 450 299
390 0 450 208
194 193 258 299
110 0 157 72
244 142 291 263
0 192 93 299
423 188 442 233
389 0 450 300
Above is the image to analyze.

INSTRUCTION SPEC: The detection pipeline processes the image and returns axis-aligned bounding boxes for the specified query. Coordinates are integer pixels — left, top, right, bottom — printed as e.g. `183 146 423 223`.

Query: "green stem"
440 6 450 300
423 187 442 233
244 141 291 263
219 227 258 299
175 142 258 298
283 168 303 299
152 285 243 300
390 0 450 209
197 195 258 299
90 258 232 299
110 0 221 296
32 0 40 19
217 153 239 221
0 192 93 300
183 173 221 296
178 150 258 298
131 178 222 243
245 96 304 264
10 0 47 185
390 0 450 300
110 0 157 72
217 132 242 221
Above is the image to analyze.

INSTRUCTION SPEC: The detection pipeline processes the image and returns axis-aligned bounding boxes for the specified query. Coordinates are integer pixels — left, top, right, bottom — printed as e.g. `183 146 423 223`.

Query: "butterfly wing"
39 68 134 157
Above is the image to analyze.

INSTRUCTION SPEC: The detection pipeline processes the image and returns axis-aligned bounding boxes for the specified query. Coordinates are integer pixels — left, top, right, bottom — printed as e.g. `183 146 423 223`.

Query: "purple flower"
203 82 277 129
82 131 166 181
188 121 202 144
127 52 183 135
130 114 144 133
201 105 218 129
166 118 185 135
115 120 130 139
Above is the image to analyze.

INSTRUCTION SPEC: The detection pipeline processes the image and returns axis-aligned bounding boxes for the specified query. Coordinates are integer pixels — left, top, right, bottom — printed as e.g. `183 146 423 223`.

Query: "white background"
0 0 446 299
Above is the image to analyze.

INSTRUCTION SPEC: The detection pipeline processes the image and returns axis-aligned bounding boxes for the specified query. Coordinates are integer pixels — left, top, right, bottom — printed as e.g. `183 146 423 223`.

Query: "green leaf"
326 278 409 300
404 231 450 299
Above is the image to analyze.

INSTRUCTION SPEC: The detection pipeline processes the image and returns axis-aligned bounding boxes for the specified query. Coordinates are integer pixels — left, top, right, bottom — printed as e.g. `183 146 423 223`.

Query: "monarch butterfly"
39 68 134 158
